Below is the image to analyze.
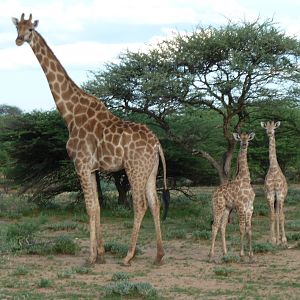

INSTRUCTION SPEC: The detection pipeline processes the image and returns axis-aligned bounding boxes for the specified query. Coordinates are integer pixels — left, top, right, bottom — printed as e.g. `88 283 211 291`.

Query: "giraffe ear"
233 133 240 141
12 17 19 27
248 132 255 141
260 122 266 129
274 121 281 128
33 20 39 28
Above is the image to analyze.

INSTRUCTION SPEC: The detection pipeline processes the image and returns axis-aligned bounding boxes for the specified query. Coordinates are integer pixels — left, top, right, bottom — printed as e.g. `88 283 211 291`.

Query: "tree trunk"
113 171 131 207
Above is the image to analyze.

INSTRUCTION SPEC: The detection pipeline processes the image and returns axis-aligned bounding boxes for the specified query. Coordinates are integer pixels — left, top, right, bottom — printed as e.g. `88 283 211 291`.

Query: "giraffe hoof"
121 261 131 267
153 258 164 266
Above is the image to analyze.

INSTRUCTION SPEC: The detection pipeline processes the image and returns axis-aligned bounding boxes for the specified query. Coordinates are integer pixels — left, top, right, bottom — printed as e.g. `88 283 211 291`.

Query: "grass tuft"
104 281 158 299
252 242 278 253
105 241 142 258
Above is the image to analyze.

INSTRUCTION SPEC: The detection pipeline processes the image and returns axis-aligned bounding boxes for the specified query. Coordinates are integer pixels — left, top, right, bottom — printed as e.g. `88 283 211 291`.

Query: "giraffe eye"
29 28 33 32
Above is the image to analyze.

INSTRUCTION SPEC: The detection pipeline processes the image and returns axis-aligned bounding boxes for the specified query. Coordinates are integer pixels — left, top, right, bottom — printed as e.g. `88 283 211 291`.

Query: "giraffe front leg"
220 208 230 256
79 171 100 266
238 209 246 258
277 197 287 246
91 172 105 264
267 194 276 244
246 208 254 259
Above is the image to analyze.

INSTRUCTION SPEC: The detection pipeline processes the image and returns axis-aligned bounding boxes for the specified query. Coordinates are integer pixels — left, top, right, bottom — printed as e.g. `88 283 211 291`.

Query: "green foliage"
38 278 53 288
213 267 234 277
10 266 29 276
192 230 211 240
166 229 186 240
0 110 80 202
111 272 133 282
84 18 300 183
104 281 158 299
6 220 41 249
104 241 141 257
221 253 241 263
252 242 278 253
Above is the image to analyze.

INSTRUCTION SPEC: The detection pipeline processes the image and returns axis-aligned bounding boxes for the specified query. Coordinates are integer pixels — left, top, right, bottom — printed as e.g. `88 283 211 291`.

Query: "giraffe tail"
158 143 170 221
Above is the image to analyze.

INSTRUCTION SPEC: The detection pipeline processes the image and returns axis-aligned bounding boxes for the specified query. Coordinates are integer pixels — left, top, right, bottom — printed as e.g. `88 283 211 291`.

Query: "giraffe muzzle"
16 36 24 46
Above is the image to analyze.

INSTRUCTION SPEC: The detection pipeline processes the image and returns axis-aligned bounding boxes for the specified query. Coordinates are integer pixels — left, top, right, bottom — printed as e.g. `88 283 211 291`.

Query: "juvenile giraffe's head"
261 121 280 137
233 132 255 150
12 13 39 46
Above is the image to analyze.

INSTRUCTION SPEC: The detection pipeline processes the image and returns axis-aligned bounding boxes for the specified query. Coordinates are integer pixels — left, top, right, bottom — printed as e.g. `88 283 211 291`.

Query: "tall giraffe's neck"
29 31 108 127
235 148 250 180
268 134 279 168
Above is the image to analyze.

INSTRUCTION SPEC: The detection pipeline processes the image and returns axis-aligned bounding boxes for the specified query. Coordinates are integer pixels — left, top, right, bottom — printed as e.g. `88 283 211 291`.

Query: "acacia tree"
84 19 300 183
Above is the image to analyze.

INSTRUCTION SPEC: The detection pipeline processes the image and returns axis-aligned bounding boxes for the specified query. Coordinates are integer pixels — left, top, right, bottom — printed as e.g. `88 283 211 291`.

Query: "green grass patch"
213 267 234 277
105 241 142 258
104 281 158 299
165 229 186 240
221 253 241 263
111 271 133 281
192 229 211 240
253 242 278 253
10 265 29 276
38 278 53 288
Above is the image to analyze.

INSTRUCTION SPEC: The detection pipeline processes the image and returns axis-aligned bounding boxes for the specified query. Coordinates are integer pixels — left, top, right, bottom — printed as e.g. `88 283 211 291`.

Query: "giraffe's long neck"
235 148 250 181
29 31 108 128
268 134 279 169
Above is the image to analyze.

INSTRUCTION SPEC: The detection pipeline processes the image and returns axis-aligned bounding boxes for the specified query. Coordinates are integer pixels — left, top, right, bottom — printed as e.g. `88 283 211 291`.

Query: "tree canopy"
83 19 300 183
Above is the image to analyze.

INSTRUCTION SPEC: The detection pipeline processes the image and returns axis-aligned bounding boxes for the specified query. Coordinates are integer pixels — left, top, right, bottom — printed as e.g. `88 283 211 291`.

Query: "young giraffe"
12 13 169 266
261 121 288 246
209 132 255 260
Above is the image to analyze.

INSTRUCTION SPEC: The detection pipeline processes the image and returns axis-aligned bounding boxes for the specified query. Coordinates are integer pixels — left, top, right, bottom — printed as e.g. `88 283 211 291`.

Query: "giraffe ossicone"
12 13 170 266
209 132 255 261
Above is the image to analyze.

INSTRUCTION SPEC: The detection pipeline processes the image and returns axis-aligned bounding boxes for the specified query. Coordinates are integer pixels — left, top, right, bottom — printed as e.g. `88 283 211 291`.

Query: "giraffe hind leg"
146 156 164 264
122 170 148 266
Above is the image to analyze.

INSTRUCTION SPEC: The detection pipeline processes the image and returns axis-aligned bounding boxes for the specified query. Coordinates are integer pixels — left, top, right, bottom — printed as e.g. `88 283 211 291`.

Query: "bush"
111 272 133 282
104 281 158 299
214 267 233 277
252 242 278 253
192 230 211 240
221 253 241 263
105 241 141 258
6 221 40 251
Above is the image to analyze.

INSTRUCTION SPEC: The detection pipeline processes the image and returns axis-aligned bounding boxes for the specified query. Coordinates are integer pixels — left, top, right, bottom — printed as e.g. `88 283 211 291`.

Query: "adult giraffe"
12 13 169 266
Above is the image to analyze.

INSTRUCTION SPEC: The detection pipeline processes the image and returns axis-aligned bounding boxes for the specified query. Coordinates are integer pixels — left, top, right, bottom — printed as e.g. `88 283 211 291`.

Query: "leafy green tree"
0 105 23 192
0 110 80 201
84 19 300 183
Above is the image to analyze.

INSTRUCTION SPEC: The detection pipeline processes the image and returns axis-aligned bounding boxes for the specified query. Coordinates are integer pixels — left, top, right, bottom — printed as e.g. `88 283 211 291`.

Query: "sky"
1 0 300 112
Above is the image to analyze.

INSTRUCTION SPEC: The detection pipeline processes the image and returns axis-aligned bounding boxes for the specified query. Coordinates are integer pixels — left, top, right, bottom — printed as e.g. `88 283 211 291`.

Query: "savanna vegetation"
1 18 300 299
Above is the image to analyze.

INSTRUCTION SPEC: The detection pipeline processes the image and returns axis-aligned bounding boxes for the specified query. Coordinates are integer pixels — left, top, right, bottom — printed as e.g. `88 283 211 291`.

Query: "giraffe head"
233 132 255 150
261 121 280 137
12 13 39 46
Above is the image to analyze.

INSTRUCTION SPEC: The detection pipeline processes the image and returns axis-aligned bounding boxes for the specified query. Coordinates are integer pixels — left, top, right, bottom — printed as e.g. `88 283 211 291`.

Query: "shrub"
214 267 233 277
10 266 29 276
104 281 158 299
192 230 211 240
105 241 141 258
166 229 186 240
221 253 241 263
38 278 53 288
111 272 132 281
253 242 278 253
